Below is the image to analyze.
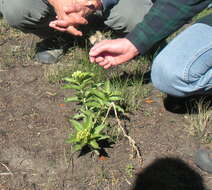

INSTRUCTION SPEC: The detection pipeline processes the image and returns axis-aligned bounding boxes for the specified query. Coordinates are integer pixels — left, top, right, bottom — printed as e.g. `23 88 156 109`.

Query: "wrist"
124 38 139 57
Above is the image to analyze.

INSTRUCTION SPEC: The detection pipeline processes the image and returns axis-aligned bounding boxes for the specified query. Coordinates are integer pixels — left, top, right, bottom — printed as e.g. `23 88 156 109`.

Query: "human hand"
48 0 102 36
49 2 88 36
89 38 139 69
49 8 88 36
48 0 74 20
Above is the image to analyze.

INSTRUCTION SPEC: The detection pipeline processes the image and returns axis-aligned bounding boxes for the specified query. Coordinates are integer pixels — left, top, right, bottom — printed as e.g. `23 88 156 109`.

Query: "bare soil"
0 20 212 190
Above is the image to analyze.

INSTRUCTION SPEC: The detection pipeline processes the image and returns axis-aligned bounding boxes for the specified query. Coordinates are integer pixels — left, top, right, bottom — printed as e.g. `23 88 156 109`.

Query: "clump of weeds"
185 98 212 144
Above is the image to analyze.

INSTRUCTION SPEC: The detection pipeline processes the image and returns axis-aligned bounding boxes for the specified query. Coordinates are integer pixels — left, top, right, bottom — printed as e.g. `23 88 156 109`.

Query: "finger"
90 40 109 52
67 26 83 36
72 15 88 25
89 56 95 63
52 26 67 32
89 40 111 57
95 56 104 63
49 22 67 32
113 54 130 65
52 20 69 27
52 16 88 27
49 21 67 30
104 63 112 69
98 59 109 67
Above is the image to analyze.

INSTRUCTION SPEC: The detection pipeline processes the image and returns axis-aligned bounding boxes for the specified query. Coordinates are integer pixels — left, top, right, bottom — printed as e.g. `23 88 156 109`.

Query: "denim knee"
151 53 212 97
151 24 212 97
151 56 184 97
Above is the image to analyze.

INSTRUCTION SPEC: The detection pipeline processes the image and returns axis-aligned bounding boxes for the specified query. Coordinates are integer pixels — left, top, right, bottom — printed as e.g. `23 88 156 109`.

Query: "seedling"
67 115 110 154
64 71 124 154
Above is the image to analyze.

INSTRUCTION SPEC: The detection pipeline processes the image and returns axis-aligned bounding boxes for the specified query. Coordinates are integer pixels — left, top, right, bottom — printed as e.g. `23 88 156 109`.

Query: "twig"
103 103 143 164
111 103 143 165
0 162 13 176
40 128 58 132
124 176 132 185
101 104 113 125
0 172 13 176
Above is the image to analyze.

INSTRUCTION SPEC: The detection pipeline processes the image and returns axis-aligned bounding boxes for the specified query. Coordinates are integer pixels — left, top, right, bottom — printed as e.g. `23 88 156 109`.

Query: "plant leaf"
112 91 122 96
94 124 106 134
70 119 83 131
63 84 81 90
73 113 85 120
73 144 84 152
109 96 122 101
66 136 78 143
80 79 94 89
83 115 93 130
115 105 125 113
90 134 102 139
63 77 79 85
91 89 106 99
104 80 111 93
98 135 111 140
90 134 110 141
89 140 100 149
64 96 79 102
85 102 101 108
82 110 95 118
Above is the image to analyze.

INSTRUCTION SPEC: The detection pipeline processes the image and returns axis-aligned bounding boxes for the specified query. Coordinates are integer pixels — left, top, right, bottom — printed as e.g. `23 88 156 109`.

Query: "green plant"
67 115 110 154
64 71 124 154
64 71 124 113
63 71 95 105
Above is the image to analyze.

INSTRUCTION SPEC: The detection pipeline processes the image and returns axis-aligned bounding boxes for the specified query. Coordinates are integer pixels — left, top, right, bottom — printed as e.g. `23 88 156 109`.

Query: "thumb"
54 20 69 27
89 41 112 57
67 25 83 36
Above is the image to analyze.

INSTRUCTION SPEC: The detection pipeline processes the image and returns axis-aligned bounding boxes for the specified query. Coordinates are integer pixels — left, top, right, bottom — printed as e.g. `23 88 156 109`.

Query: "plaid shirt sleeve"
126 0 211 56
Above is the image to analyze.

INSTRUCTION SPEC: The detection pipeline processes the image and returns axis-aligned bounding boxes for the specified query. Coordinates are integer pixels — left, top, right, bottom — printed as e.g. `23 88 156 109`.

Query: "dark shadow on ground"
132 157 206 190
78 140 115 157
163 94 212 114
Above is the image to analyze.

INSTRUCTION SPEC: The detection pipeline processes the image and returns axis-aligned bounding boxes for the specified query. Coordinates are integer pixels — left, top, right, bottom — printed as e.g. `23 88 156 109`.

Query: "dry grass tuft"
186 98 212 144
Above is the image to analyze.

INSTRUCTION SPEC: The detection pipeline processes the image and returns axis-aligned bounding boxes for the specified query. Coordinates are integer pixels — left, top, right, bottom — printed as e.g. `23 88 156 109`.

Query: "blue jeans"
151 23 212 97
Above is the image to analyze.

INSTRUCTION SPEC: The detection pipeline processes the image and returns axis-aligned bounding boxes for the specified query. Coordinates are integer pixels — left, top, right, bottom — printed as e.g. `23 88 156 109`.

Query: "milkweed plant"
63 71 124 155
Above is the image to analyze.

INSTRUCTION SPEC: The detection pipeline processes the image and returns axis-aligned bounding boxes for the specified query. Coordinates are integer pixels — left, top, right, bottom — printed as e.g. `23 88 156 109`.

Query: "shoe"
34 37 65 64
35 48 63 64
194 148 212 173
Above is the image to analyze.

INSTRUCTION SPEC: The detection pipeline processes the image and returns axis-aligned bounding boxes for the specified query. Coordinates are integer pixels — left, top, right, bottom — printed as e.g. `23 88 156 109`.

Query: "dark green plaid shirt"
126 0 211 55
